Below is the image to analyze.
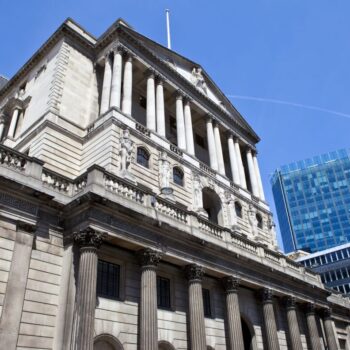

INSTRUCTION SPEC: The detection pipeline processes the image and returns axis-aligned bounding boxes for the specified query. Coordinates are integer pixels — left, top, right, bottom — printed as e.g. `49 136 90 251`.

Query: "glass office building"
271 148 350 253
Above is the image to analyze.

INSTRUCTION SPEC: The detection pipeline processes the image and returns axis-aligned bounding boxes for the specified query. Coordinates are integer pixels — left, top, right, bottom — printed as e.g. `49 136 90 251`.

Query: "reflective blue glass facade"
271 149 350 253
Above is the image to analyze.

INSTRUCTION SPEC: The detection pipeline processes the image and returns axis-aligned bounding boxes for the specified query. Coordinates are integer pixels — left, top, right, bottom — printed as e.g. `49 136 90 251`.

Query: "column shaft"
247 149 259 197
110 49 123 109
228 135 241 185
100 55 112 114
234 140 247 189
213 123 226 175
0 120 4 140
122 55 133 115
260 289 280 350
146 72 156 131
285 297 303 350
322 310 338 350
186 265 206 350
8 108 19 138
156 79 166 137
305 304 322 350
184 100 195 156
206 117 218 171
253 154 265 200
223 277 244 350
176 94 186 150
138 249 162 350
72 228 105 350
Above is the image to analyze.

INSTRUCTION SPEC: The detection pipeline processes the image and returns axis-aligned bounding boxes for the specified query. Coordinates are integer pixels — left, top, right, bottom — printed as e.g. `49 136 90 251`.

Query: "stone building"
0 18 349 350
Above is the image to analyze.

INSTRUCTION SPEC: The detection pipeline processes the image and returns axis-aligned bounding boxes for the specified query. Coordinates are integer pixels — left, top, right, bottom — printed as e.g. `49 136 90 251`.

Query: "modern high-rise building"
0 18 349 350
271 149 350 254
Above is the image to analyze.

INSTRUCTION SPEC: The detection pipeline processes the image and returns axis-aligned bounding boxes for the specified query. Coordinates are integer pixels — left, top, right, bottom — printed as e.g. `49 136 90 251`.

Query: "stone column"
122 52 133 115
260 288 280 350
222 276 244 350
184 98 195 156
0 115 5 140
305 303 322 350
110 45 123 109
72 227 105 350
206 116 218 171
234 139 247 189
8 108 20 138
246 148 259 197
253 153 265 201
156 76 166 137
213 122 226 176
321 308 338 350
284 296 303 350
137 248 162 350
100 53 112 115
185 264 207 350
175 91 187 150
146 69 156 131
228 134 241 185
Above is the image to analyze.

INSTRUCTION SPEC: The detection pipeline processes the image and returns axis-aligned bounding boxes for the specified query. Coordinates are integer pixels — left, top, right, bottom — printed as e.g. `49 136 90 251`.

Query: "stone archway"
94 334 124 350
202 187 223 225
158 340 176 350
241 316 256 350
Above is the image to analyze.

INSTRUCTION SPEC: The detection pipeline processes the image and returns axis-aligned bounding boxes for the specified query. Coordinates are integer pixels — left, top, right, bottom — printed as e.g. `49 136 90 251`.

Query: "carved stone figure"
267 217 279 250
191 67 208 94
248 205 258 238
226 195 238 231
159 152 170 189
119 129 135 182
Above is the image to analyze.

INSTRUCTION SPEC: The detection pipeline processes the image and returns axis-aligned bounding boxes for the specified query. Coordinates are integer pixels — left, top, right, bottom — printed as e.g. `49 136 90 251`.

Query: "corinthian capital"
284 295 297 309
73 227 106 249
185 264 204 282
222 276 240 293
137 248 162 268
259 288 274 303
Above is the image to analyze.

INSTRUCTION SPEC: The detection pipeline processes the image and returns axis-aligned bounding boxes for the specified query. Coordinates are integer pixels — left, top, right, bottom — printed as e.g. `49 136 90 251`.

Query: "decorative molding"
321 307 332 319
185 264 204 282
305 303 316 315
259 288 274 303
17 221 37 233
137 248 162 268
73 227 106 249
284 295 297 309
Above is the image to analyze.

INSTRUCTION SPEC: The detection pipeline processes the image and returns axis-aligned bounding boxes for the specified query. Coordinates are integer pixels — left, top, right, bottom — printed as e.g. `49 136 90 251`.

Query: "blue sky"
2 1 350 249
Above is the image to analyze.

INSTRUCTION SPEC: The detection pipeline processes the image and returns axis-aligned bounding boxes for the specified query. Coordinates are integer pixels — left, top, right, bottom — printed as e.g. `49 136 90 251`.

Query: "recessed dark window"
157 276 171 309
256 214 263 229
139 95 146 109
170 116 176 131
235 202 242 218
137 147 150 168
173 167 184 186
195 133 206 149
97 260 120 300
202 288 211 317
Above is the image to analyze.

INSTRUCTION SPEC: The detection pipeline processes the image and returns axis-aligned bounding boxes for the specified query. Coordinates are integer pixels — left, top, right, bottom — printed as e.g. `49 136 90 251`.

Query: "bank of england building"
0 18 349 350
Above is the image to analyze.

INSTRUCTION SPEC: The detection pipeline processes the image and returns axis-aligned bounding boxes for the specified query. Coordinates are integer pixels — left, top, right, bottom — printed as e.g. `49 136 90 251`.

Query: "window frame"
157 275 171 310
172 166 184 187
136 146 150 168
234 201 243 219
256 213 263 229
96 259 121 300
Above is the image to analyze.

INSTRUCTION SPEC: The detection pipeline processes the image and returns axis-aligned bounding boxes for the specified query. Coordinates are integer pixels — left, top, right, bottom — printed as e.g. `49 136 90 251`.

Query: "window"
157 276 171 309
139 95 146 109
202 288 211 317
170 116 176 131
96 260 120 299
173 167 184 186
137 147 150 168
195 133 206 149
235 201 242 218
256 213 263 229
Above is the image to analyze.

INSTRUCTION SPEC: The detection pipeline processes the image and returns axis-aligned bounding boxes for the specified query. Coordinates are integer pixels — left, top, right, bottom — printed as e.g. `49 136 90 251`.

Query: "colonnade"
98 47 265 201
71 229 339 350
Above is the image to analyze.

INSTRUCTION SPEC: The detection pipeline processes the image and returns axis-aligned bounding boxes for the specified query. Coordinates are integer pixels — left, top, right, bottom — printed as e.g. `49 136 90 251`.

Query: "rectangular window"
202 288 211 317
157 276 171 309
97 260 120 299
139 95 146 109
195 133 206 149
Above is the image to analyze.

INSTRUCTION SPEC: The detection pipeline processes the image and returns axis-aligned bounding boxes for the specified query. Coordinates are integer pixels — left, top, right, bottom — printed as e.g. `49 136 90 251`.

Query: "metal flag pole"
165 9 171 49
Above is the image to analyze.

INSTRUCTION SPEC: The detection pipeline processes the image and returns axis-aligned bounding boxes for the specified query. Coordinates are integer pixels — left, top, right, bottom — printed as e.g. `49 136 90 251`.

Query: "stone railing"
231 233 258 253
285 258 301 271
73 174 87 193
105 174 145 204
198 217 224 239
42 169 71 193
0 145 28 171
153 197 187 223
265 250 282 264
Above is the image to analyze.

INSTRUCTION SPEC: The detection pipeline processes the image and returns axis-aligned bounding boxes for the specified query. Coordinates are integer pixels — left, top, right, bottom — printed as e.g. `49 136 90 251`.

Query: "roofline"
296 242 350 261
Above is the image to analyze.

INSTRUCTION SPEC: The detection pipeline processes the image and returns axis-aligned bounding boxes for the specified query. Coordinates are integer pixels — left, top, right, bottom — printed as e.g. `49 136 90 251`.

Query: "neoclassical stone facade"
0 18 349 350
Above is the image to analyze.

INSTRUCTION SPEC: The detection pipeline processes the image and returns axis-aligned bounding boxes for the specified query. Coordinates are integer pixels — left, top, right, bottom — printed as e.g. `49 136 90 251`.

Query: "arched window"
235 201 243 218
256 213 263 229
173 167 184 186
137 147 150 168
